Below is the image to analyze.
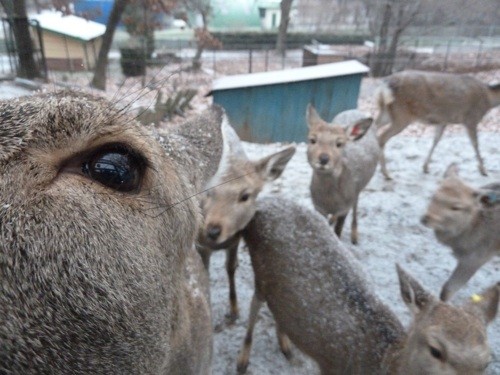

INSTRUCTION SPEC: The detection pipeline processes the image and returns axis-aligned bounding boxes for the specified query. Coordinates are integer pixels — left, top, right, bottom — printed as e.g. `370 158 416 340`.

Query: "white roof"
30 11 106 42
211 60 369 91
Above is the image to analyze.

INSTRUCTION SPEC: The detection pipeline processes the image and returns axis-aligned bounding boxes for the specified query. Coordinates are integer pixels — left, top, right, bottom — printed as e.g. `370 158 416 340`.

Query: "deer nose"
207 224 222 240
319 153 330 166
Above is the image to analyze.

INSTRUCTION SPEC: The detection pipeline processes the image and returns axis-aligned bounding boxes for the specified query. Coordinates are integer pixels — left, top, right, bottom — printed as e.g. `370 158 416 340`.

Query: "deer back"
381 70 494 126
243 196 404 373
331 109 380 192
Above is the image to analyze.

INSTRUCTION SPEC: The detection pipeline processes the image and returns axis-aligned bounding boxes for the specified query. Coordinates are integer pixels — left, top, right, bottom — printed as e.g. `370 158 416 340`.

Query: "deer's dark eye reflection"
81 147 143 192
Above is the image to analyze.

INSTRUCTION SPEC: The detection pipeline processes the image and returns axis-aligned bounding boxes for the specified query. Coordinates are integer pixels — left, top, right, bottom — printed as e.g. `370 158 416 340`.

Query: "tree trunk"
191 11 209 70
370 0 392 77
90 0 130 90
1 0 41 79
276 0 293 56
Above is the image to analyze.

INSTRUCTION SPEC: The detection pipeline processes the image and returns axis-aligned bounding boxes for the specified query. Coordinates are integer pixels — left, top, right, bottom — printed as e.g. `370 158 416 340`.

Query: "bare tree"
0 0 41 79
276 0 293 56
179 0 216 70
90 0 130 90
362 0 421 76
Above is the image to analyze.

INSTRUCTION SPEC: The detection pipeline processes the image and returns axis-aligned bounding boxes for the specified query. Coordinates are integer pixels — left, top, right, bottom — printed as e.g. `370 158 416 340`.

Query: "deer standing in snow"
306 104 380 244
197 120 295 323
421 163 500 301
237 196 499 374
375 70 500 179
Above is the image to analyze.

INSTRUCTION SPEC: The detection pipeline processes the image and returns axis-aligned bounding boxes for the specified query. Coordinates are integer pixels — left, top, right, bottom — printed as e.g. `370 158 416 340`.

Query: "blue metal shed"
210 60 369 143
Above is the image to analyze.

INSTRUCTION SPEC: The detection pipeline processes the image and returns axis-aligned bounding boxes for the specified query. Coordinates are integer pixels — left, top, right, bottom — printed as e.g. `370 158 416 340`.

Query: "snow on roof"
211 60 369 92
29 11 106 42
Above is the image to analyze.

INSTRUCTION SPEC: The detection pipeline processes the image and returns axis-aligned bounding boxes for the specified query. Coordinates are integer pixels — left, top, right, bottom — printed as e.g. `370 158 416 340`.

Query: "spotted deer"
0 91 226 374
375 70 500 179
306 104 380 244
197 120 296 322
421 163 500 301
237 196 499 374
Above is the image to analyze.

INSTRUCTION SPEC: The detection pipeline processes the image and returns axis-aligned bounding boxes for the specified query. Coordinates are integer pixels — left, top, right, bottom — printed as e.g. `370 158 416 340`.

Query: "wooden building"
209 60 369 143
29 11 105 71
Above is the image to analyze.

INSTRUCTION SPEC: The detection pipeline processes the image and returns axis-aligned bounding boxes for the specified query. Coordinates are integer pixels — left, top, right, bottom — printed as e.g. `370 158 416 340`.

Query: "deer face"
397 265 497 375
421 177 480 238
306 104 373 178
307 124 349 176
200 163 263 248
199 146 296 248
406 303 492 375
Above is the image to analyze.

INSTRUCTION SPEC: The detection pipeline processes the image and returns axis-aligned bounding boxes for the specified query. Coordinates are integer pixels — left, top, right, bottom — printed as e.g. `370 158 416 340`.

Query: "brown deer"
197 120 295 322
421 163 500 301
375 70 500 179
306 104 380 244
0 90 226 374
237 196 499 374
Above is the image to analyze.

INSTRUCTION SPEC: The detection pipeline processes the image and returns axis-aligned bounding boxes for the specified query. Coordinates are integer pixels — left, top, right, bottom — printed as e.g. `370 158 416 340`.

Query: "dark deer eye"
81 145 145 192
336 141 344 148
309 138 316 144
429 346 444 361
239 192 250 202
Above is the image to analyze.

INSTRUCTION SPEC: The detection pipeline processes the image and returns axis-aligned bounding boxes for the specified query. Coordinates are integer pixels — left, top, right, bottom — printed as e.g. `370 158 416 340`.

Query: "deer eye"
239 192 250 202
81 144 145 193
309 138 316 144
429 346 444 361
336 141 344 148
450 205 462 211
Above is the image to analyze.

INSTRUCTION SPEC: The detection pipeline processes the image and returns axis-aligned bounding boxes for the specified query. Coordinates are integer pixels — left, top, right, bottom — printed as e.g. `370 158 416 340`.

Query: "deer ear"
444 163 459 179
346 117 373 141
306 104 323 129
466 283 500 324
171 105 225 191
255 145 296 181
396 264 435 315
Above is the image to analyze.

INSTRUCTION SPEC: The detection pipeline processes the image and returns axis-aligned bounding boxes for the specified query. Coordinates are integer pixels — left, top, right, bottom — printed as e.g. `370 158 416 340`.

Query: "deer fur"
237 196 499 374
0 90 226 374
375 70 500 179
421 163 500 301
197 121 295 322
306 104 380 244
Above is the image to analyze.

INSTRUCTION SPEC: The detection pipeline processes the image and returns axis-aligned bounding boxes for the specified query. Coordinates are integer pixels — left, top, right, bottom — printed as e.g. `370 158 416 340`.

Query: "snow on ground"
209 130 500 374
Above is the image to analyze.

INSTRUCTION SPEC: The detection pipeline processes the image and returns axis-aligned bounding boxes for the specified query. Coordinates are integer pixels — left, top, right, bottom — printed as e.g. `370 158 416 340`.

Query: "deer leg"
423 125 445 174
440 255 491 301
350 198 359 245
237 293 264 374
197 244 212 271
334 214 347 239
377 121 408 180
225 244 239 323
465 124 487 176
276 327 293 360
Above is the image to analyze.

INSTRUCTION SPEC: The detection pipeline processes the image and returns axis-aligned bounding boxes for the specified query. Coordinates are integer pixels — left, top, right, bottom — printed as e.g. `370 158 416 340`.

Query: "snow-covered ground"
209 131 500 374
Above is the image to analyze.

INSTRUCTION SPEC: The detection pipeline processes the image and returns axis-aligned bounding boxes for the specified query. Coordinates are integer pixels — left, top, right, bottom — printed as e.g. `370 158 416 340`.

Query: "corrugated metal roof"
211 60 369 91
30 10 106 41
